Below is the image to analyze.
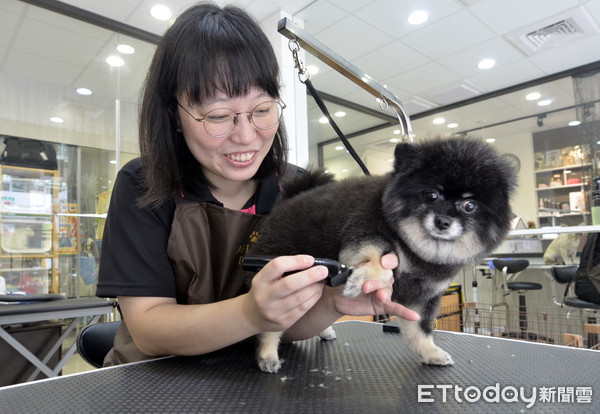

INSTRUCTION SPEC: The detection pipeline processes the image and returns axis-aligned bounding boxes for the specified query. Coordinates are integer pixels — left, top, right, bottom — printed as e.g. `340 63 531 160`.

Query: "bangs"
182 51 279 104
174 7 280 105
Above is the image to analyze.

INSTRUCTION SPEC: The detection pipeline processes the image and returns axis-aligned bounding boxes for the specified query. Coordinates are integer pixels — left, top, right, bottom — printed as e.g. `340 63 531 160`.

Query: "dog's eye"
460 200 478 214
424 191 439 203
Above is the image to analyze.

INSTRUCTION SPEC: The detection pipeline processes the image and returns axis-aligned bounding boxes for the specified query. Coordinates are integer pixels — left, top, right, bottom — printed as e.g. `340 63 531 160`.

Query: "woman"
96 2 418 366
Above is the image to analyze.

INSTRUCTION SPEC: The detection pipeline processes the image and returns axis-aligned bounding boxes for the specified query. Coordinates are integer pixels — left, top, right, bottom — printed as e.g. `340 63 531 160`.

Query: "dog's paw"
318 326 337 341
421 346 454 366
258 356 283 373
343 268 367 298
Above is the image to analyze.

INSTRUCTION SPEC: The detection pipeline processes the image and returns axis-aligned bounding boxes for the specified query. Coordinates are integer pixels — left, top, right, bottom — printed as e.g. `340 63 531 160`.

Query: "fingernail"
302 255 314 264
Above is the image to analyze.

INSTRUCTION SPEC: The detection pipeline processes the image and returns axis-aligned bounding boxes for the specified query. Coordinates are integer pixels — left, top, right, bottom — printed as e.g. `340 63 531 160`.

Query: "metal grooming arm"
278 17 414 143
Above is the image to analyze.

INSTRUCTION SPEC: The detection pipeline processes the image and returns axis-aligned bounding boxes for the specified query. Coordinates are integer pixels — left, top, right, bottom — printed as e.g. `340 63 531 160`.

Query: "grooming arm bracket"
278 17 413 143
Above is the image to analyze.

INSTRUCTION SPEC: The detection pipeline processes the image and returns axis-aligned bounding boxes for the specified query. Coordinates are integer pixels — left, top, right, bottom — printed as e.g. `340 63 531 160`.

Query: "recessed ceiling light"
389 138 399 143
569 120 581 126
334 111 346 117
117 44 135 54
341 169 349 173
526 92 541 101
76 87 92 96
307 65 319 76
388 158 394 163
486 138 496 143
447 123 459 129
393 129 401 135
477 58 495 70
150 5 172 21
408 10 429 25
110 160 117 165
50 116 64 123
335 145 344 151
106 55 124 67
433 117 445 125
319 116 328 124
537 99 552 107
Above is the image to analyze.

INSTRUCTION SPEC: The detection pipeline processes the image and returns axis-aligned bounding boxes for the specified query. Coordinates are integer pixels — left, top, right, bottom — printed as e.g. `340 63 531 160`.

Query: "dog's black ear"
393 142 418 172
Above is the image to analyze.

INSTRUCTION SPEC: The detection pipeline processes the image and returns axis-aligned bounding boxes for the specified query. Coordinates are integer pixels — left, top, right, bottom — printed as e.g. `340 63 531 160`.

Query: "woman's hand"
242 255 329 333
331 253 420 321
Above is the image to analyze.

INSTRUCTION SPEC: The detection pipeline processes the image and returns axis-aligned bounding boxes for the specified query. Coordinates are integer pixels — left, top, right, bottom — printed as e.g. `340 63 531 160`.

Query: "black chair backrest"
551 266 578 284
76 321 121 368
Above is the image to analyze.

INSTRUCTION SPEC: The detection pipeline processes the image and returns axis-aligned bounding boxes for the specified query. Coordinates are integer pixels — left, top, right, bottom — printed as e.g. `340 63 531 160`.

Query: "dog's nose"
435 216 452 230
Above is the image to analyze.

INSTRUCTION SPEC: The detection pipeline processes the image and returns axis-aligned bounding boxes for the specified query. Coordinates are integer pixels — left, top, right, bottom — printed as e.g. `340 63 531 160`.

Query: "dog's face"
382 137 516 265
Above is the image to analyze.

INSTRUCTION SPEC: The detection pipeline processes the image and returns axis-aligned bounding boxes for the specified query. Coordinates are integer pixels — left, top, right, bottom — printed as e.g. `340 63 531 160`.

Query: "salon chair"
76 321 121 368
551 266 600 348
490 259 542 340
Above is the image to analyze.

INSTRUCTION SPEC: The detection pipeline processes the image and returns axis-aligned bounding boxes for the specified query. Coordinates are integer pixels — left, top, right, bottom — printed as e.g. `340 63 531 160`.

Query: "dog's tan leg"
257 331 284 373
318 325 337 340
397 318 454 366
339 244 393 298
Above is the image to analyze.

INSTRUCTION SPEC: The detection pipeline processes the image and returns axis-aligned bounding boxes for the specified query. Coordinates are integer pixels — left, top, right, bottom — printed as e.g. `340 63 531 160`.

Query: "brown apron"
104 201 265 366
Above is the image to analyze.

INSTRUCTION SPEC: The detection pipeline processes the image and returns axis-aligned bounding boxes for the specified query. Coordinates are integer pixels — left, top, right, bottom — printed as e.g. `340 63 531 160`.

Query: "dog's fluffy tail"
280 168 334 200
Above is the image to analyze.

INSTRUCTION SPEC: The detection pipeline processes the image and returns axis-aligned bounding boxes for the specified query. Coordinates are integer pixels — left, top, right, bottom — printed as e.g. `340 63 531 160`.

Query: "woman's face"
177 88 278 187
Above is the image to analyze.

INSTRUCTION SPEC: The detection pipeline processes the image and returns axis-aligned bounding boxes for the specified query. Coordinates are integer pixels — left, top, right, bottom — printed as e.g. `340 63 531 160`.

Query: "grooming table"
0 321 596 413
0 297 116 381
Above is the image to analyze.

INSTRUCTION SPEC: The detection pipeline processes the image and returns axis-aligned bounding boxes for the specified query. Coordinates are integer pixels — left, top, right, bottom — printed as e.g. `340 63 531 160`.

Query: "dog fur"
248 136 516 373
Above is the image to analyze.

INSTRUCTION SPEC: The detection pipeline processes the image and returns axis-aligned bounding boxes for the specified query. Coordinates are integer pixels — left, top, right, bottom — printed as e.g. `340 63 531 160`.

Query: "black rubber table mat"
0 321 597 413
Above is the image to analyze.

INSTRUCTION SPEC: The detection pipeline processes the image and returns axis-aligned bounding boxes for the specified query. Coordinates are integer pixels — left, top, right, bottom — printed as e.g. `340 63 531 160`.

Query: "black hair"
138 1 288 207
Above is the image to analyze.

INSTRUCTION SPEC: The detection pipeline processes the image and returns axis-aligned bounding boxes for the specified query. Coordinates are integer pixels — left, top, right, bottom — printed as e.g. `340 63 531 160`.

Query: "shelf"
0 267 49 273
538 212 589 218
0 165 60 294
508 225 600 237
534 163 592 174
536 184 585 192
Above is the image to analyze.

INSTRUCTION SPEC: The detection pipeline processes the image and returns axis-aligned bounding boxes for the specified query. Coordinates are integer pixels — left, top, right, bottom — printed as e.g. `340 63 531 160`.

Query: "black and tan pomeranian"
248 136 516 373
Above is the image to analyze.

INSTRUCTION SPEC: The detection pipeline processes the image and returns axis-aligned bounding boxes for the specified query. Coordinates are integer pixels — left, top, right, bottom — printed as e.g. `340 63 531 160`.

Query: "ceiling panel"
399 10 496 60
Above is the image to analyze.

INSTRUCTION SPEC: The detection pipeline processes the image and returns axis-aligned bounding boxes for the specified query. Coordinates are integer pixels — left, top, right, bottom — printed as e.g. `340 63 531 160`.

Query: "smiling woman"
94 2 412 367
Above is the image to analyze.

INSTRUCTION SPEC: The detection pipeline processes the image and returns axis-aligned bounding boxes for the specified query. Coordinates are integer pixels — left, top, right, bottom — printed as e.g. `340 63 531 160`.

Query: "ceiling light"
335 146 344 151
318 116 328 124
393 129 401 134
106 55 124 67
569 120 581 126
433 117 445 125
117 44 135 54
389 138 399 143
50 116 64 123
537 99 552 107
388 158 394 163
447 123 459 129
477 58 496 70
150 5 172 21
334 111 346 117
408 10 429 25
526 92 541 101
307 65 319 76
341 169 349 173
486 138 496 143
76 87 92 96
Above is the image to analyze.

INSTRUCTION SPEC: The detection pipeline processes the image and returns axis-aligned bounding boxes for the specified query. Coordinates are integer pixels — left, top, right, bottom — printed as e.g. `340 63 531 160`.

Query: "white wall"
492 132 538 226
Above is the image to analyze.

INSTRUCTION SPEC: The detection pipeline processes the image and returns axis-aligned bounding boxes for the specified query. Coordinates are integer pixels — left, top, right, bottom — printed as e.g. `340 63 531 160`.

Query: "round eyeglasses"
177 100 286 138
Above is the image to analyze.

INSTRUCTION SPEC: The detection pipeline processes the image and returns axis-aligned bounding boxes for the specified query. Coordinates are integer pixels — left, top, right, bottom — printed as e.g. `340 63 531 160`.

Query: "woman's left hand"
330 253 420 321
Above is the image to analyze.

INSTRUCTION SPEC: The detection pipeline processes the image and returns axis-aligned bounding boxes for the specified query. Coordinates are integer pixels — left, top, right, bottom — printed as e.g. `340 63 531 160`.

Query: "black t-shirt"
96 158 289 299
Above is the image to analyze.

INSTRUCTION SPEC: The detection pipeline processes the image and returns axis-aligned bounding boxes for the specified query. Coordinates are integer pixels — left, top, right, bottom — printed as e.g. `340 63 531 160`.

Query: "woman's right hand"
242 255 329 333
